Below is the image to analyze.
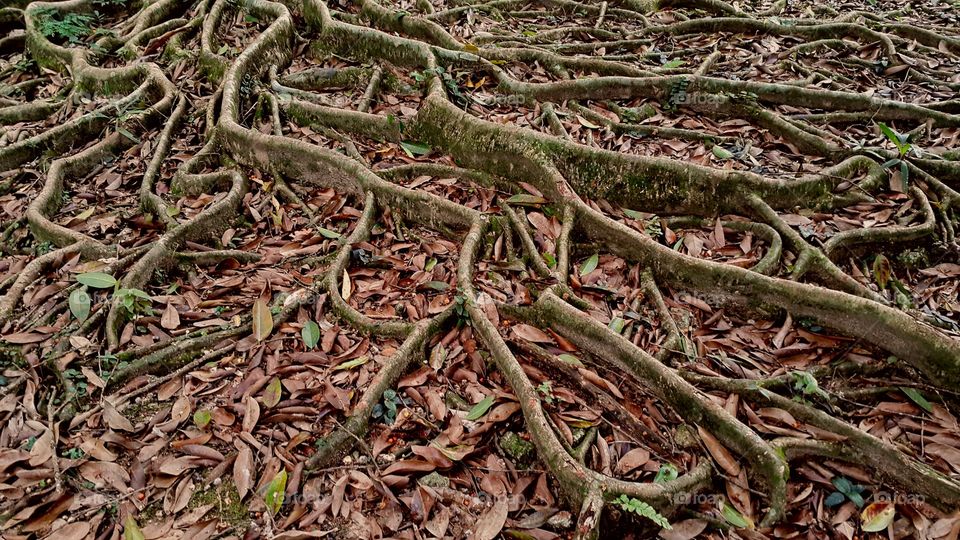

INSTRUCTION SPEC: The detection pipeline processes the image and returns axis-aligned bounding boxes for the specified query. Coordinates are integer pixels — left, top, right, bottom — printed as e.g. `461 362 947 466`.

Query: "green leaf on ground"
76 272 117 289
466 395 495 421
301 320 320 349
264 469 287 516
69 288 91 321
579 254 599 276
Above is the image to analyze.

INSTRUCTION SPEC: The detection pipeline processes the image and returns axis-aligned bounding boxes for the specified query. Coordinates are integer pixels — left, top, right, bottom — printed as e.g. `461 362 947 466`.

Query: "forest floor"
1 0 960 538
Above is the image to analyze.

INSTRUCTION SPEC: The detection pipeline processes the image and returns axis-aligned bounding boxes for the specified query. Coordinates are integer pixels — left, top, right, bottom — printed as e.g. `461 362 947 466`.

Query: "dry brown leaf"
79 460 130 491
28 428 54 467
615 447 650 475
234 444 254 500
102 401 135 432
513 323 551 343
161 302 180 330
164 476 195 514
659 519 709 540
471 496 508 540
341 269 352 301
43 521 91 540
242 394 260 433
697 426 742 476
81 366 106 389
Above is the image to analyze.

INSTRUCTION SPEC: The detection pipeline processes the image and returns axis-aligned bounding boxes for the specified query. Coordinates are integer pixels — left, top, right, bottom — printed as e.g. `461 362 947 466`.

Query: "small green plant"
536 381 555 404
623 209 663 239
666 77 690 110
63 367 89 396
13 57 36 74
21 436 37 451
653 463 679 483
542 251 557 268
71 272 154 321
97 352 126 373
34 241 54 255
372 389 407 425
410 66 467 106
35 8 95 44
790 371 829 400
115 288 153 316
453 294 470 325
825 476 866 508
877 122 916 190
62 447 85 459
613 494 672 529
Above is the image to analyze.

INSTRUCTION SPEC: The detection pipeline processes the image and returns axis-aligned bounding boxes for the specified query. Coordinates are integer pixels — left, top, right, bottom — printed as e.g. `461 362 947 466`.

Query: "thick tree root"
3 0 960 535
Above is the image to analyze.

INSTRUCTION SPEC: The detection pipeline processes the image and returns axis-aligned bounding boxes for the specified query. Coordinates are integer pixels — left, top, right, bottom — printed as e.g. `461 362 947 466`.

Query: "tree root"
4 0 960 535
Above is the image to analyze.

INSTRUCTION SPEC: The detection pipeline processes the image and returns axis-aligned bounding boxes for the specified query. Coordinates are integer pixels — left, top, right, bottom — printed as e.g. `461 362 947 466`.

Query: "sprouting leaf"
263 377 282 408
881 158 901 170
877 122 899 146
720 500 753 529
193 410 212 429
824 492 846 507
608 317 626 334
333 355 369 371
400 141 431 157
301 320 320 349
542 252 557 268
579 254 599 276
264 469 287 516
877 122 911 156
712 146 734 160
116 288 151 301
830 476 866 507
316 226 341 239
654 463 679 483
117 127 140 143
505 194 548 205
466 395 495 421
252 299 273 341
901 387 933 412
873 254 892 290
69 288 91 322
557 353 583 367
860 501 895 532
123 516 146 540
831 476 854 494
76 272 117 289
792 371 828 398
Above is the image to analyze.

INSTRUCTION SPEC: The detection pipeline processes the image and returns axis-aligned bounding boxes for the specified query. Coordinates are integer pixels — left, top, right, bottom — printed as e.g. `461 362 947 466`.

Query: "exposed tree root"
3 0 960 536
